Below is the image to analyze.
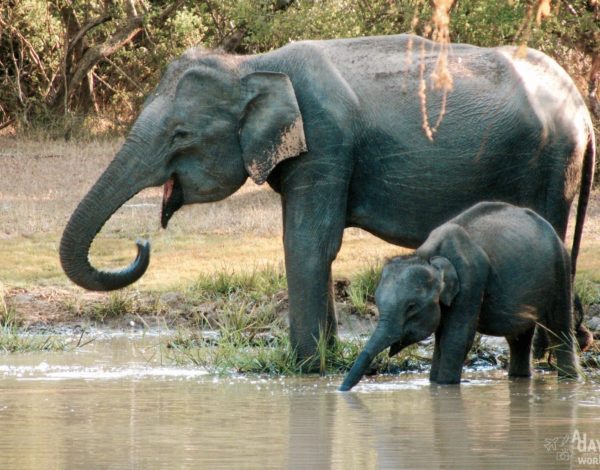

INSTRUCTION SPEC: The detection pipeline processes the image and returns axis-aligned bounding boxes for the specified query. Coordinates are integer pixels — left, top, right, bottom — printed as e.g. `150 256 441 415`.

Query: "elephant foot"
508 362 532 378
293 339 338 374
431 376 461 385
557 371 580 382
508 371 532 378
432 379 461 385
291 323 339 373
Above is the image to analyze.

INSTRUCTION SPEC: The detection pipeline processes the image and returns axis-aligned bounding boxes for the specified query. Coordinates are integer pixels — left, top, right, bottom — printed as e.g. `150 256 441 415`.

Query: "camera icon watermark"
544 430 600 465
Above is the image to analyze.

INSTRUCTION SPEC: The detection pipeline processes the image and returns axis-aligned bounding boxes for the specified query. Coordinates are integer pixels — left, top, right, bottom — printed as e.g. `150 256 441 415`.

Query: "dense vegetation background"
0 0 598 137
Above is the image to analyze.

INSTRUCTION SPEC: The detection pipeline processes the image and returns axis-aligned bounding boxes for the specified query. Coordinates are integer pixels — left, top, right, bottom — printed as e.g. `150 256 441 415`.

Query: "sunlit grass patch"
190 264 287 300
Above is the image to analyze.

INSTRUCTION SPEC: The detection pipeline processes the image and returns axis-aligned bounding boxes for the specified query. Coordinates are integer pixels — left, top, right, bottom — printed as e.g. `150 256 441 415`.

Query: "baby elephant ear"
240 72 307 184
430 256 460 306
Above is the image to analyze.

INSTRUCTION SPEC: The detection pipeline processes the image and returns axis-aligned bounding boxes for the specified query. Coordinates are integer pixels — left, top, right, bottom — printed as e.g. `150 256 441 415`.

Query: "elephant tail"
570 130 596 276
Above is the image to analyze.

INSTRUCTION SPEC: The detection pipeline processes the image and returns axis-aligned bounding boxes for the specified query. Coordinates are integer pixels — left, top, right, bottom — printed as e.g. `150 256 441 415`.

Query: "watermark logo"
544 430 600 465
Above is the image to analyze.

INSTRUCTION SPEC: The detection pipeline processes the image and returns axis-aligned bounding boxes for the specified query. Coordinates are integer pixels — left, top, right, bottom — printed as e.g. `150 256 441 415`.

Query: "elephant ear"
430 256 460 306
240 72 307 184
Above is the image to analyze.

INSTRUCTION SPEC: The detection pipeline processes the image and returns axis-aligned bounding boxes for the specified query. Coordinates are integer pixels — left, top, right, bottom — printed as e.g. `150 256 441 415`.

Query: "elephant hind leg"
546 252 579 379
507 327 534 377
546 312 578 379
532 326 549 360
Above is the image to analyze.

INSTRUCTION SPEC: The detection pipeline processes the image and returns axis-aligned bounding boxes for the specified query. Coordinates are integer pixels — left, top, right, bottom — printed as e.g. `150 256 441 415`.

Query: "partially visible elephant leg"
532 326 549 360
506 327 534 377
573 296 594 352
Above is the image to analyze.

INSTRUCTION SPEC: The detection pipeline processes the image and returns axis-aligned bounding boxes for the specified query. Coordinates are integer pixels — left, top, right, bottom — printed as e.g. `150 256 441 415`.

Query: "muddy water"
1 335 599 469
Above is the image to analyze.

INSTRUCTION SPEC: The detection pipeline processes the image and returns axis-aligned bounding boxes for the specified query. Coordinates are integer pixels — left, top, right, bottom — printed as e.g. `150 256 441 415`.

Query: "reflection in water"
0 337 598 469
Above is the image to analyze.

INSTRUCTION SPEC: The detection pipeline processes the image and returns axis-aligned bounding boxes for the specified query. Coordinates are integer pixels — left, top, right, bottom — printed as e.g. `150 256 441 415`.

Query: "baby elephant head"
339 256 459 391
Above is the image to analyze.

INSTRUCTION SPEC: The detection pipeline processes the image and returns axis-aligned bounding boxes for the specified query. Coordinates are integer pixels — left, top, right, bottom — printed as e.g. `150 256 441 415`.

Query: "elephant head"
60 52 307 291
339 256 459 391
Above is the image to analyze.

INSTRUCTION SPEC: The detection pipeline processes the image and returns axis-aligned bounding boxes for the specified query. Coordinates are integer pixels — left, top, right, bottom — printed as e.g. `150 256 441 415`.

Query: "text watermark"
544 430 600 465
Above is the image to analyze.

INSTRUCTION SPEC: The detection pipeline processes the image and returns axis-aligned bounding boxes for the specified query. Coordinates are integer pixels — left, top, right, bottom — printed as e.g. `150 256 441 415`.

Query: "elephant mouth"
161 174 184 229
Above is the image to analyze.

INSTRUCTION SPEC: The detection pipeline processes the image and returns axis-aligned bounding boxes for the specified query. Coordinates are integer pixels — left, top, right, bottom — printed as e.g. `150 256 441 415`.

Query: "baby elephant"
340 202 579 391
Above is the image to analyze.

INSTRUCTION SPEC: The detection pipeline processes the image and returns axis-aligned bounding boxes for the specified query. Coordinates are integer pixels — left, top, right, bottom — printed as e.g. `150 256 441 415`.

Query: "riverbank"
1 136 599 376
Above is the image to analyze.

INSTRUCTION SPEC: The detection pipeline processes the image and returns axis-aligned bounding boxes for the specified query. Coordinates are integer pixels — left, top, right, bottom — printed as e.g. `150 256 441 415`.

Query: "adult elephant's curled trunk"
59 149 153 291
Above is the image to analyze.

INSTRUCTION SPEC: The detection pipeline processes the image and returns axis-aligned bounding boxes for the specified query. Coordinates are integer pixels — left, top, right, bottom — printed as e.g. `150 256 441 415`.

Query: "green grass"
2 262 598 379
347 261 383 315
161 264 430 376
164 326 427 376
0 327 71 353
0 285 72 352
189 264 287 300
574 277 600 306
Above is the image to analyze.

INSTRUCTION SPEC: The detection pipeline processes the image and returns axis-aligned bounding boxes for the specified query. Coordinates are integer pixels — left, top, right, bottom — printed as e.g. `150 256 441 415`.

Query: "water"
1 335 599 469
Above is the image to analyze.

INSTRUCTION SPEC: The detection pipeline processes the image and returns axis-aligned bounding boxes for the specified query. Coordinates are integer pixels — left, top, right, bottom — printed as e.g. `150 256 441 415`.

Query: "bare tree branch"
66 14 112 56
0 17 50 84
0 118 15 131
102 56 145 93
65 14 144 104
59 0 184 109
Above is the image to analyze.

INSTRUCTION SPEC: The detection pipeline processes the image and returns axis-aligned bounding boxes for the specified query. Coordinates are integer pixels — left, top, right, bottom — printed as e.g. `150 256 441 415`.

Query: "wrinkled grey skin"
340 202 579 391
59 34 595 363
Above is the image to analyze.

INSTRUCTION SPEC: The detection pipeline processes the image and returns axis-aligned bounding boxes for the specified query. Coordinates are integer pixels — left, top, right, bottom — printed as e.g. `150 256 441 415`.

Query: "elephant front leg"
279 154 350 367
435 323 477 384
285 241 342 367
433 299 481 384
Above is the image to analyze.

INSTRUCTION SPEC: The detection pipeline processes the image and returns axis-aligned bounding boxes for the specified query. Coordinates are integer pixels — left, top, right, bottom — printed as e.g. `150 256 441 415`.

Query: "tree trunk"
49 1 184 113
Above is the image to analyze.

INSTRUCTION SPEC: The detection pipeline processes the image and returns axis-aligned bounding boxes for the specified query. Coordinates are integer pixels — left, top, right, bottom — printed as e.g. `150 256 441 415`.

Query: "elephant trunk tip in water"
339 351 373 391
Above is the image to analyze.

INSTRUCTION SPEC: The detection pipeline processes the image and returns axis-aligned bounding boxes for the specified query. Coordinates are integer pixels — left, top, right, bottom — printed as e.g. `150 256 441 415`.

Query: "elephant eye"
406 303 418 314
171 129 190 145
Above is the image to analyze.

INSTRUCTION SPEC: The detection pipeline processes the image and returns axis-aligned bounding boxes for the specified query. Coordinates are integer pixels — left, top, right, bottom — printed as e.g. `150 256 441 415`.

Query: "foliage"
1 0 597 136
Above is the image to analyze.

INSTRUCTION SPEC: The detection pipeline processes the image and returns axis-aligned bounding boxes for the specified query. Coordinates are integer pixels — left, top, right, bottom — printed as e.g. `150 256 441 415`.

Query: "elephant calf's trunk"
339 351 373 391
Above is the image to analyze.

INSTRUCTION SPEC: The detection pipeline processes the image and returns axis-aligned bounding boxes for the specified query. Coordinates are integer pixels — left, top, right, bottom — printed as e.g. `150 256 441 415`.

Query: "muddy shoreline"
4 282 600 377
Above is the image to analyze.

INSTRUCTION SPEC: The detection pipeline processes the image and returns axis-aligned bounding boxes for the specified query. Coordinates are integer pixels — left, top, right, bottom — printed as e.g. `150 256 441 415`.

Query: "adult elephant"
60 34 595 364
